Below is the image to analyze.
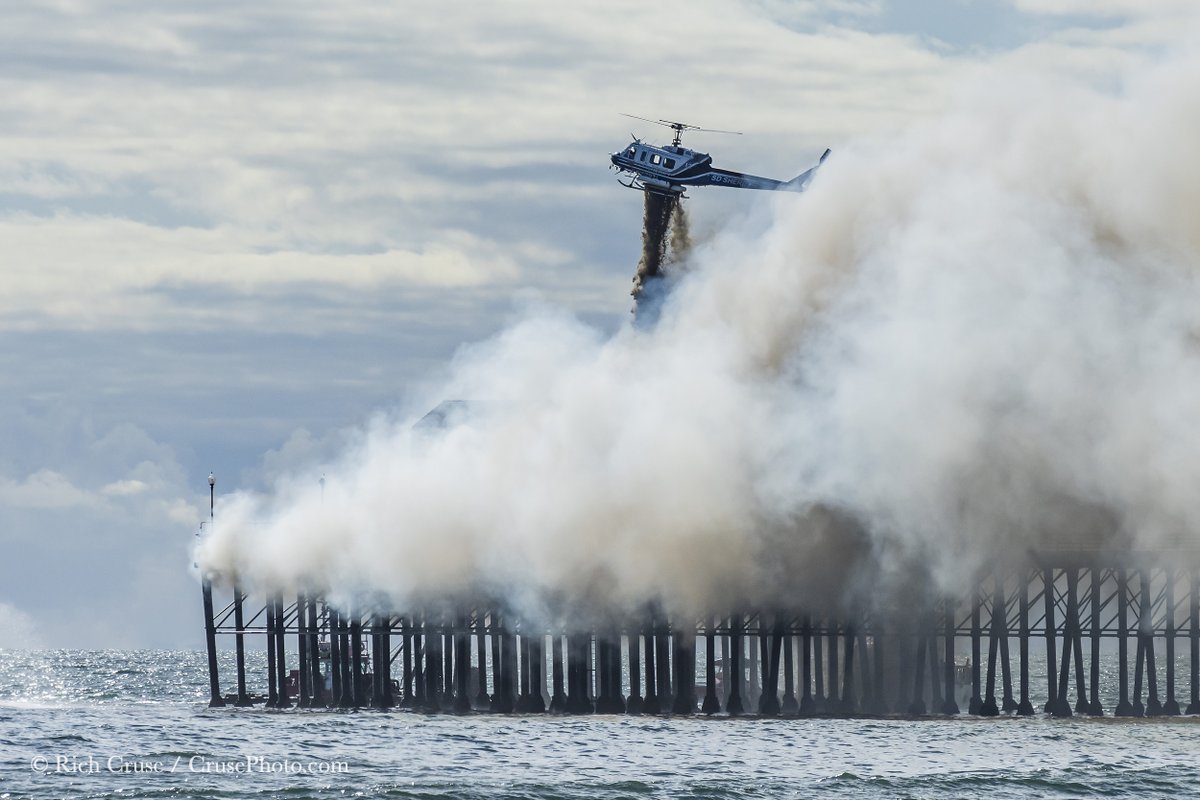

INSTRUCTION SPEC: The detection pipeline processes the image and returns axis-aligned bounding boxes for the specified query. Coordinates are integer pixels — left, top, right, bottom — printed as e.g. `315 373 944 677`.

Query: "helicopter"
610 115 829 197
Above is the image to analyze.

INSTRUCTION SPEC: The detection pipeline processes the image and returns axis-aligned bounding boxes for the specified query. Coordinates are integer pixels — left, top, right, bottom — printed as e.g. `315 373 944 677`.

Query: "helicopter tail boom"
697 168 788 191
692 148 830 193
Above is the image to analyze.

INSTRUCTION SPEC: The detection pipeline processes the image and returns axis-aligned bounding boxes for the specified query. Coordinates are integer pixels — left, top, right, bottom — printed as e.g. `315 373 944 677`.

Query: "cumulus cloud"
0 470 96 510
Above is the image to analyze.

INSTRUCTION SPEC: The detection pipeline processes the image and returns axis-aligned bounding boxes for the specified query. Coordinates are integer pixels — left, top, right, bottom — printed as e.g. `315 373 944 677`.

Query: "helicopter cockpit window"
626 147 636 157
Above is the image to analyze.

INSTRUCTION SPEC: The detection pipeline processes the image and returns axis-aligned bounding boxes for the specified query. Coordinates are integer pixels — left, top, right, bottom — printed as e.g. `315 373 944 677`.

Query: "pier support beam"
1017 573 1033 715
1138 571 1162 716
982 581 1000 717
275 596 291 708
370 613 384 710
969 590 982 715
672 628 697 715
627 632 643 714
407 618 423 708
1115 570 1134 716
727 614 745 716
642 621 659 715
840 623 856 714
655 620 673 713
565 633 592 714
233 584 250 706
782 630 799 714
896 625 911 713
453 617 471 713
1164 569 1181 716
758 617 782 716
813 622 826 712
1188 569 1200 715
308 600 322 708
530 633 547 712
475 621 490 710
1043 568 1058 715
1051 570 1077 717
943 600 960 716
338 610 352 709
495 623 516 714
297 594 310 708
702 619 721 714
909 632 927 716
201 578 224 708
927 630 942 715
425 616 444 711
266 597 278 708
516 633 534 712
799 617 815 716
348 608 363 709
550 633 567 712
870 626 887 715
827 625 839 714
1088 570 1103 715
595 635 625 713
329 609 342 708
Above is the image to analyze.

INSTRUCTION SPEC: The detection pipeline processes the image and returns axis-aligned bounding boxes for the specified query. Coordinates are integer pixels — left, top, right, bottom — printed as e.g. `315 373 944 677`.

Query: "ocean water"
3 649 1200 799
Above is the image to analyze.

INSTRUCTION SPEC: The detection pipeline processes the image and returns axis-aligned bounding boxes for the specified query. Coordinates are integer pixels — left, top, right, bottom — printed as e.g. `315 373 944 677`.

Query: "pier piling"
199 551 1200 721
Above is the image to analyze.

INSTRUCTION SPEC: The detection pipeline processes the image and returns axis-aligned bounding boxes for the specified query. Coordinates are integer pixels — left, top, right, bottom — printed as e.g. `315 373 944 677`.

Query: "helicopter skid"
619 176 685 198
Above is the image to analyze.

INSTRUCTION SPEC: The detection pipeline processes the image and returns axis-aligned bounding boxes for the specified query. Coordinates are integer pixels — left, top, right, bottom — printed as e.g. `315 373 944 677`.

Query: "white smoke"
198 45 1200 621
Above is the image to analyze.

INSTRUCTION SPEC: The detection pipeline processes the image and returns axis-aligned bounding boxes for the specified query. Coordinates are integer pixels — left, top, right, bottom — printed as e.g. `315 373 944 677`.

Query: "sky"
0 0 1196 648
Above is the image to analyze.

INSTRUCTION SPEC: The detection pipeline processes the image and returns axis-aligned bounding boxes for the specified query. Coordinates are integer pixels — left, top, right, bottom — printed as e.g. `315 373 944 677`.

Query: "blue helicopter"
610 115 830 197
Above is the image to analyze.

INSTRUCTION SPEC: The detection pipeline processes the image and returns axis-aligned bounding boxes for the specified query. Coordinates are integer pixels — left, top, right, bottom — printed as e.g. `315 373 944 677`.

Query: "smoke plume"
198 48 1200 624
666 199 692 268
633 191 681 314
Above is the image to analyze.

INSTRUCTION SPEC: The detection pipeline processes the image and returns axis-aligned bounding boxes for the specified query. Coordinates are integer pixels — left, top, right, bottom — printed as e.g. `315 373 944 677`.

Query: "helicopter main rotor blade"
621 113 743 138
659 120 742 136
620 113 663 126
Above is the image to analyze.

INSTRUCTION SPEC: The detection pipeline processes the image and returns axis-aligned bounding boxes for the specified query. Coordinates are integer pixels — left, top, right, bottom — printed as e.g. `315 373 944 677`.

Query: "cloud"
1009 0 1196 18
0 215 535 331
0 469 96 510
6 0 1182 342
101 478 147 496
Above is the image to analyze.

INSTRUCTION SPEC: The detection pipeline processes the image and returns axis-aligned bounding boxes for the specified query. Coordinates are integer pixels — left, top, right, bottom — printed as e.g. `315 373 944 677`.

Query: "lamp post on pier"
201 471 225 707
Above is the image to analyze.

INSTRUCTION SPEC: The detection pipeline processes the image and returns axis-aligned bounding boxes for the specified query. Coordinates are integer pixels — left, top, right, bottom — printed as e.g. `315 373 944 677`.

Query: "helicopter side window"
650 154 661 165
664 158 676 169
639 151 647 162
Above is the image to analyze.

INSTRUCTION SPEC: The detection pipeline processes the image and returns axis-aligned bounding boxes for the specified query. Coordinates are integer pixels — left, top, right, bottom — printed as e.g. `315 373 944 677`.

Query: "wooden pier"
200 552 1200 717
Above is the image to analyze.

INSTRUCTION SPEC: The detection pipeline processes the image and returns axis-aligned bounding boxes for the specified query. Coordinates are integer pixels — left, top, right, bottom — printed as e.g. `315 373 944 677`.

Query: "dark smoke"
628 191 676 314
666 199 691 266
